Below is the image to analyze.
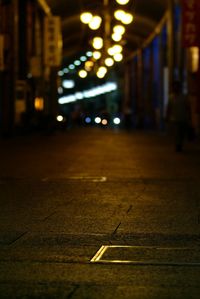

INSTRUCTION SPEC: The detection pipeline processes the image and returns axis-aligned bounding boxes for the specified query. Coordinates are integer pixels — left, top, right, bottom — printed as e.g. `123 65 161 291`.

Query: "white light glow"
62 80 75 89
57 115 64 122
58 87 63 94
69 64 75 70
108 45 123 56
95 117 101 124
85 60 94 71
58 82 117 104
58 70 64 76
85 117 92 123
113 117 121 125
86 51 93 57
80 56 87 62
74 60 81 66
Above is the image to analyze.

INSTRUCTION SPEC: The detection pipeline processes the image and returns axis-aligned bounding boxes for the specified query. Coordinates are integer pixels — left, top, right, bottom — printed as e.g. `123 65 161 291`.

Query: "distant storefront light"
34 97 44 111
58 82 117 104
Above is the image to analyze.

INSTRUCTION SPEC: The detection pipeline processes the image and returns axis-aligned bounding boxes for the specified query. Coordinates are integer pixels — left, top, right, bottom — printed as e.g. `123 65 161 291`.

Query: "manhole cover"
91 245 200 265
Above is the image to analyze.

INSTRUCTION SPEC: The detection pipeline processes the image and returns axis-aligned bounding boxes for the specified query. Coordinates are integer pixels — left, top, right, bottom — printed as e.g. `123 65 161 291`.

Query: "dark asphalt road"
0 128 200 298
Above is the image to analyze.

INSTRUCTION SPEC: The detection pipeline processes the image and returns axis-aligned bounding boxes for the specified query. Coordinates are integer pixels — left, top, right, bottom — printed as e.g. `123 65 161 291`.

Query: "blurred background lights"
69 64 75 70
116 0 130 4
92 37 103 49
89 15 102 30
112 33 122 42
113 117 121 124
113 24 125 35
74 60 81 66
114 9 126 21
121 12 134 24
58 87 63 94
105 57 114 67
75 92 84 100
97 66 107 78
80 12 93 24
58 70 64 76
86 51 93 57
79 69 88 78
102 119 108 125
85 117 92 124
80 56 87 61
56 115 64 122
58 82 117 104
93 51 101 60
62 80 75 89
95 117 101 124
114 53 123 61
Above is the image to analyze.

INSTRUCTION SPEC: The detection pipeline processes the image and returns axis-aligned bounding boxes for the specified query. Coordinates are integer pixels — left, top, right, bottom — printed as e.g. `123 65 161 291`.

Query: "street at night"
0 128 200 298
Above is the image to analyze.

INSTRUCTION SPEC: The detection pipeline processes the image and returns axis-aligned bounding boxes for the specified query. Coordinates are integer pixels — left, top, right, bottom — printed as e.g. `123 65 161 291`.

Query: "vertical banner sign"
182 0 200 47
0 34 4 71
44 16 62 66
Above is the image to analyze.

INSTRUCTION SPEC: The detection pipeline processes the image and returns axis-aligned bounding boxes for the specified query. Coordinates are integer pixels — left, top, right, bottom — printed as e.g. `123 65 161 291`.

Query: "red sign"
182 0 200 47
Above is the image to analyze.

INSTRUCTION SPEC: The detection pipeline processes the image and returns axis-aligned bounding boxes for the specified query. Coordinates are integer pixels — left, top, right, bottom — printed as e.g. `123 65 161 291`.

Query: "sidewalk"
0 128 200 298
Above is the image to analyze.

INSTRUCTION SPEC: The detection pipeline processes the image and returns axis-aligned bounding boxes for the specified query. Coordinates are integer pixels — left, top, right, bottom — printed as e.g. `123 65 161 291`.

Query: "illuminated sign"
44 16 62 66
182 0 200 47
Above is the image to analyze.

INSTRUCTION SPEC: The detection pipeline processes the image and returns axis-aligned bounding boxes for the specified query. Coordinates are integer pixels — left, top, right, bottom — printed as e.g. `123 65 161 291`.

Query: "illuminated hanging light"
92 37 103 49
93 51 101 60
116 0 130 5
114 9 126 21
113 44 123 53
105 57 114 67
80 12 93 24
121 12 134 24
113 25 125 35
114 53 123 61
85 60 94 71
89 15 102 30
108 47 115 56
97 66 107 78
79 69 88 78
112 33 122 42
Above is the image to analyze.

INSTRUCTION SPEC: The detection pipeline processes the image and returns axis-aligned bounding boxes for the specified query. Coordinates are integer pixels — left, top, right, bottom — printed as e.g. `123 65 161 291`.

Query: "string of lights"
79 0 134 79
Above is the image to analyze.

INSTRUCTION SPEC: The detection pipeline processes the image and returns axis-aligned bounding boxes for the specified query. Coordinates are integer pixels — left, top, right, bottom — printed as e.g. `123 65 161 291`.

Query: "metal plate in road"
91 245 200 266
